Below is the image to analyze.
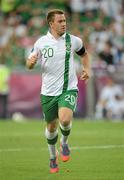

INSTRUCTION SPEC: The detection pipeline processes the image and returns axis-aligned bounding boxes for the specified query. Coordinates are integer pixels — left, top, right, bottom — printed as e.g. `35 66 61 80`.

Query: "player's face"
50 14 66 36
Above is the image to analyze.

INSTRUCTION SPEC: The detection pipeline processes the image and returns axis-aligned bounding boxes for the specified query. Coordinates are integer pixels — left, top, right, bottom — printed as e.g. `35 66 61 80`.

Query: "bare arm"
80 52 90 82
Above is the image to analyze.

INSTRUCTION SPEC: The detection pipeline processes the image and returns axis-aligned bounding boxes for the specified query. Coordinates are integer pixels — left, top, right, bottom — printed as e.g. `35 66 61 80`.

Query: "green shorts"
41 90 78 122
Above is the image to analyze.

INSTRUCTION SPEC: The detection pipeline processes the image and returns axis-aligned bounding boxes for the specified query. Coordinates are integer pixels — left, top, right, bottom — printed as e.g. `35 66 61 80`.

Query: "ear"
49 21 53 27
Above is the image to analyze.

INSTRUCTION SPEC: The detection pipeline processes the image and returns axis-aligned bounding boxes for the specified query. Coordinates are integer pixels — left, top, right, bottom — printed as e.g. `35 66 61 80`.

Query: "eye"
59 19 66 23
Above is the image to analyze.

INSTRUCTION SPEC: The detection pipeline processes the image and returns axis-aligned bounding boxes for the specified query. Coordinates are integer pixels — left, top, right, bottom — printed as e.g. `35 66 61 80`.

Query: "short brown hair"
46 9 65 25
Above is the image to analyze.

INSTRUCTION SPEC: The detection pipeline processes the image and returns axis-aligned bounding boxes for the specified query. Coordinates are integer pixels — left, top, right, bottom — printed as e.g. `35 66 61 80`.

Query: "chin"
60 32 65 36
60 31 66 36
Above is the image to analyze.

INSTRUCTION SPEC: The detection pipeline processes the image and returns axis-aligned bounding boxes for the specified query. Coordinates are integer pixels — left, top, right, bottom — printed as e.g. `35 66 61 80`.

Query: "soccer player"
26 9 90 173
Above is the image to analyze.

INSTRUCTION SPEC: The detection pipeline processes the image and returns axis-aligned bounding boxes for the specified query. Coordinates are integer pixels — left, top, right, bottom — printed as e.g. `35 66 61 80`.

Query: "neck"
50 29 64 39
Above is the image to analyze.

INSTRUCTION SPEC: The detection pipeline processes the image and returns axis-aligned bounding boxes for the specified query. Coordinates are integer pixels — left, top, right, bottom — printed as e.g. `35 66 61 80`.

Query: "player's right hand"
28 53 38 65
27 52 38 69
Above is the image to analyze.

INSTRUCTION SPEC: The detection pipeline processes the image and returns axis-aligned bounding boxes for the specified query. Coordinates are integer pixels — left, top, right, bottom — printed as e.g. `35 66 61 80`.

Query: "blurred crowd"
0 0 124 68
95 77 124 120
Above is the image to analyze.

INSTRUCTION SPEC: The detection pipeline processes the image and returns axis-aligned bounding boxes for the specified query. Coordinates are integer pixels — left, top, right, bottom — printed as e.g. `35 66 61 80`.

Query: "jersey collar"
47 31 66 40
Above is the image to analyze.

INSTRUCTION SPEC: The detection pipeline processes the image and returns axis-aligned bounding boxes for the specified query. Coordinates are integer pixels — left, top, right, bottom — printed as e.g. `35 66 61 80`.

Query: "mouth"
62 27 66 31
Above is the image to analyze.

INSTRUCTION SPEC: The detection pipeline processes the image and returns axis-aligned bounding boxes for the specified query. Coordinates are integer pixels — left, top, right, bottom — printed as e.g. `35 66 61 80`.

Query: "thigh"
58 107 73 123
41 95 59 122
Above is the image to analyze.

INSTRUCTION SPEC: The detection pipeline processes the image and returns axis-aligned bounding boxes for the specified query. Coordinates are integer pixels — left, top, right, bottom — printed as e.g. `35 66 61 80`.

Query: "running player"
26 9 90 173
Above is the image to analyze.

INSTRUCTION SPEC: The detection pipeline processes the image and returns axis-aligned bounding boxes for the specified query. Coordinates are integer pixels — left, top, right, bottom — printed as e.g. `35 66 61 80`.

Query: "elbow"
81 51 88 58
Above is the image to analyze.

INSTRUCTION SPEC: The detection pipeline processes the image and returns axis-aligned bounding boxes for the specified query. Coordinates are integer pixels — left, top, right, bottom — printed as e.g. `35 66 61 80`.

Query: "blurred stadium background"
0 0 124 120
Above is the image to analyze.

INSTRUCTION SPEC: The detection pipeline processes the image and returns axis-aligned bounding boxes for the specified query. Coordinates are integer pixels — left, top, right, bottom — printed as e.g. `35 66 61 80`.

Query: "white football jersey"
29 32 84 96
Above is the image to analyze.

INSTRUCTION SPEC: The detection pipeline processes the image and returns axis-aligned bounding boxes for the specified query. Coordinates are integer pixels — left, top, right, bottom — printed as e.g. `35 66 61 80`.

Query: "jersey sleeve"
28 40 41 62
72 35 86 56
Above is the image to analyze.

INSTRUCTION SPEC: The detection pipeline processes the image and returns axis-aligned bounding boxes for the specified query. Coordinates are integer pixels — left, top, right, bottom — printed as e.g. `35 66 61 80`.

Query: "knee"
59 112 72 126
47 121 58 132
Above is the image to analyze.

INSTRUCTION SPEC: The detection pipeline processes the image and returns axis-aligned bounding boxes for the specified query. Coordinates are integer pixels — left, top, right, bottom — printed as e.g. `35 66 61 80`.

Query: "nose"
62 20 66 26
62 23 66 28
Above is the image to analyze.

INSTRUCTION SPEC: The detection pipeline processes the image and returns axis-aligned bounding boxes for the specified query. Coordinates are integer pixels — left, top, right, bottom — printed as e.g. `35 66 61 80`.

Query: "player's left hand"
80 69 90 83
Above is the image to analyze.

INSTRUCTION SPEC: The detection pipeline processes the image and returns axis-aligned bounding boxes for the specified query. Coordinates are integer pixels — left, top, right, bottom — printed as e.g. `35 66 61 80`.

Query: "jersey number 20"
65 94 76 106
42 48 54 58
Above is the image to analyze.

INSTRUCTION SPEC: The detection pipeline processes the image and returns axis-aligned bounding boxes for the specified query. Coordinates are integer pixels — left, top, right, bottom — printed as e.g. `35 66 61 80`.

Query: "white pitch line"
0 133 42 137
0 144 124 152
71 144 124 150
0 147 47 152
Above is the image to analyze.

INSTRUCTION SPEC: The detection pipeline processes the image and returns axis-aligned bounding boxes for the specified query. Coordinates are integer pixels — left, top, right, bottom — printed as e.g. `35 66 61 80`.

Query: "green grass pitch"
0 119 124 180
